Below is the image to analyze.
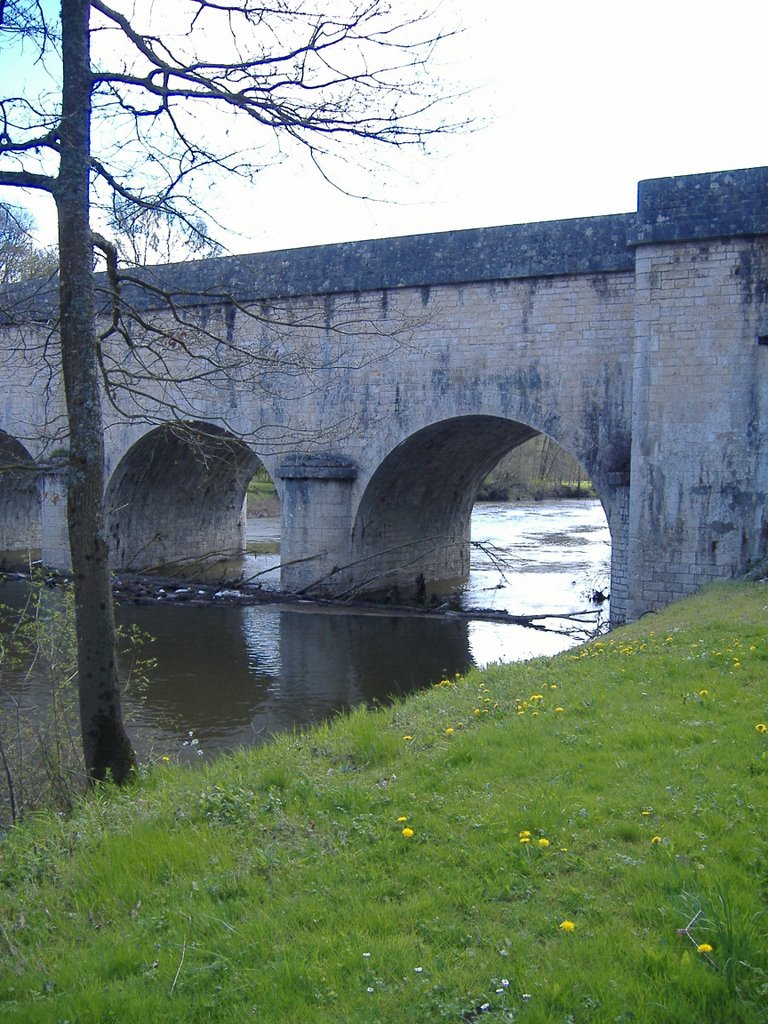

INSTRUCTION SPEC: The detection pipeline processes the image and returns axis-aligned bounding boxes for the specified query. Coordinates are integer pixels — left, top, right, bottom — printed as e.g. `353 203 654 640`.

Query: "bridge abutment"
600 476 630 624
625 169 768 619
627 236 768 619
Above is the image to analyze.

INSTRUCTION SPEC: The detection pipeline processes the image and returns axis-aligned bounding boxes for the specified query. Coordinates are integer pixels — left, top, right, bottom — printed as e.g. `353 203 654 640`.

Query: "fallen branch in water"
4 568 609 641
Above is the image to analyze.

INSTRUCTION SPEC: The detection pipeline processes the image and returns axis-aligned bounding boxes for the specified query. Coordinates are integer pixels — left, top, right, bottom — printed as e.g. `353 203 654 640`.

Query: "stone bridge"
2 165 768 625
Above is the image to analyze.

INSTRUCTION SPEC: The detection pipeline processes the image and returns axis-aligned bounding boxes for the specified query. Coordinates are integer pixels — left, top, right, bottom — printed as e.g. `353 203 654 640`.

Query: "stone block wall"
2 165 768 624
628 234 768 618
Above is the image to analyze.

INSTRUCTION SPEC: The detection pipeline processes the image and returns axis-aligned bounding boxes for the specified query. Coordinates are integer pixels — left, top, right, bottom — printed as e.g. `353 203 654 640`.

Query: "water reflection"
1 500 610 760
118 603 472 757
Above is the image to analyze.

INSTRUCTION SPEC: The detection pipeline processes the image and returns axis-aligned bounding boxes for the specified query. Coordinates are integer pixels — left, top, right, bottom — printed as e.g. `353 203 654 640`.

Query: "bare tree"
0 0 456 783
106 194 222 267
0 203 57 283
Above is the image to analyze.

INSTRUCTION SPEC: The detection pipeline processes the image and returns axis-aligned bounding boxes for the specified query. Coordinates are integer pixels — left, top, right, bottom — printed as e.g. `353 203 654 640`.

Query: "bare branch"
0 0 460 783
0 168 56 191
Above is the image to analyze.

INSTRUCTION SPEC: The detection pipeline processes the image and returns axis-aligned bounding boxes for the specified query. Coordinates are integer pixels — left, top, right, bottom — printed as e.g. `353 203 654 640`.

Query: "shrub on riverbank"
0 582 766 1023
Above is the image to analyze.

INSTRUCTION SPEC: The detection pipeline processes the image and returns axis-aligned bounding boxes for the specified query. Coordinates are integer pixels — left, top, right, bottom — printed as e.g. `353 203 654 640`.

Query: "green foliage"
479 435 596 501
0 578 155 826
0 576 80 823
0 581 767 1022
246 467 279 516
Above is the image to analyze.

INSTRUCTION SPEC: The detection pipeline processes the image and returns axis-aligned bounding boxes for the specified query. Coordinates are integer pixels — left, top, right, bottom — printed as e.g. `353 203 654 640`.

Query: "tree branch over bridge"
0 0 460 784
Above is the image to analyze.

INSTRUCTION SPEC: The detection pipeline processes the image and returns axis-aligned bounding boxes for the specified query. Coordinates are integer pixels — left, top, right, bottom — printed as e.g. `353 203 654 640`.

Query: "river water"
0 500 610 761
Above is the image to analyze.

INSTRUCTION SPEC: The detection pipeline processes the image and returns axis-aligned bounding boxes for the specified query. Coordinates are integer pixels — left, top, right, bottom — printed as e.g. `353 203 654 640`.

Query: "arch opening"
0 431 41 569
351 415 612 604
106 421 263 577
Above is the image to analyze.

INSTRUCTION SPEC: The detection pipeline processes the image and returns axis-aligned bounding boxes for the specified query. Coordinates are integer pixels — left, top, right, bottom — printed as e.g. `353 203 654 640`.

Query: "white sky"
225 0 768 254
9 0 768 256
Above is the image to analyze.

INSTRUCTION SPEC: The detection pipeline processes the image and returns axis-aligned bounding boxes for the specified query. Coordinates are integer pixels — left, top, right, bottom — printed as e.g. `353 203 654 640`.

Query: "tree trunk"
57 0 135 783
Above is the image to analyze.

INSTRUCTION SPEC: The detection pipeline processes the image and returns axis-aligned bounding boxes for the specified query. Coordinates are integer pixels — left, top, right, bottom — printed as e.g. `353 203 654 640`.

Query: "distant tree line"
0 203 58 284
478 435 595 501
246 437 594 511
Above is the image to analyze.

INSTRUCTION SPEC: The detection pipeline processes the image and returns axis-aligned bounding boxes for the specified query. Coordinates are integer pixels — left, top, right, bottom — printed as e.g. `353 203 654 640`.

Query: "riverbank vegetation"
247 436 597 515
478 436 596 501
1 581 766 1022
0 579 155 824
246 464 280 517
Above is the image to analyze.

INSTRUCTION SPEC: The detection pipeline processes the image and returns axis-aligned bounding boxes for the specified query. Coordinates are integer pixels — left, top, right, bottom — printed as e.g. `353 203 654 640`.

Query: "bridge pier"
40 470 71 571
276 455 358 594
0 433 43 570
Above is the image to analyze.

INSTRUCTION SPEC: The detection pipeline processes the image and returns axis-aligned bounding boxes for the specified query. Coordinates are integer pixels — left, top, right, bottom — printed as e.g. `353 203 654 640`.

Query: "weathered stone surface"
2 165 767 624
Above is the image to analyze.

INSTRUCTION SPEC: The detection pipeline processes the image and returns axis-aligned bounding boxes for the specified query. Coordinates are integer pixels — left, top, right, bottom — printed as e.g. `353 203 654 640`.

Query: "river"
0 499 610 761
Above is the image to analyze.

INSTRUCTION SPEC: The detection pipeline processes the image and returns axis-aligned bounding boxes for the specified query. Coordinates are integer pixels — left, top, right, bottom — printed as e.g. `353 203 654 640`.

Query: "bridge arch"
106 421 262 575
349 415 611 599
0 430 42 569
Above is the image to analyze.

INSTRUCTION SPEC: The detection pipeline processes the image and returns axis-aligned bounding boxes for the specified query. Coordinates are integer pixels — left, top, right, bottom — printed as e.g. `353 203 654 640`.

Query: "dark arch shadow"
0 430 41 569
350 415 607 599
106 421 263 577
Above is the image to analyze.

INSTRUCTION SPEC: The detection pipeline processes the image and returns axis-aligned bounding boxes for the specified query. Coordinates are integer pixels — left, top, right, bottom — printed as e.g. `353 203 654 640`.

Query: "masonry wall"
260 273 635 616
627 235 768 618
3 166 768 625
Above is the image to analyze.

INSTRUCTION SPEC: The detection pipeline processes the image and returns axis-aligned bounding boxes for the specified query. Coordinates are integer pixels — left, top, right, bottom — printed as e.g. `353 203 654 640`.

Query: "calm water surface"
0 500 610 759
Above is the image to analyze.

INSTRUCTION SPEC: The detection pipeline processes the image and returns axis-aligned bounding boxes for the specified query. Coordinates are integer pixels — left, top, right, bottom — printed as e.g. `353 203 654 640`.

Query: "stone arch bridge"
2 165 768 625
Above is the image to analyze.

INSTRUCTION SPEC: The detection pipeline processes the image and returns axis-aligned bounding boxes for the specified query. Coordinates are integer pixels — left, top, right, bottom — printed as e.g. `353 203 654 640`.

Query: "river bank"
1 580 766 1023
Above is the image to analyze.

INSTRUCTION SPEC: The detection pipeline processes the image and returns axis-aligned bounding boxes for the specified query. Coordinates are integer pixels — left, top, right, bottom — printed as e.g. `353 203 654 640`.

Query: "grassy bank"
1 582 766 1023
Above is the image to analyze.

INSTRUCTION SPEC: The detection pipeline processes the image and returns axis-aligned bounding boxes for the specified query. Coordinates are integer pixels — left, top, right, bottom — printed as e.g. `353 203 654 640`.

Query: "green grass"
1 581 767 1023
247 478 277 498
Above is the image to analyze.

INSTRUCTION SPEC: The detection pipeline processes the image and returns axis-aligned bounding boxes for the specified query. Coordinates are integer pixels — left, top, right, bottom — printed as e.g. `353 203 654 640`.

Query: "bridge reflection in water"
113 500 609 758
0 501 610 761
117 603 474 758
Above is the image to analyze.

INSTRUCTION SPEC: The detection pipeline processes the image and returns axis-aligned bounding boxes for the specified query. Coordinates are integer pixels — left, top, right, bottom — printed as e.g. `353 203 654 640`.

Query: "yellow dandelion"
555 706 564 713
756 723 767 734
697 943 713 954
519 836 530 844
519 830 531 838
651 835 662 844
559 920 575 932
401 827 414 838
538 837 550 848
445 727 454 735
698 690 708 697
397 816 408 823
160 755 171 763
403 734 413 741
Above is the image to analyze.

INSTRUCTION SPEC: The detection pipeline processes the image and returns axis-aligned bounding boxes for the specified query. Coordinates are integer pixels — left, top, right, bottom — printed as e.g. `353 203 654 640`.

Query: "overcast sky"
7 0 768 257
237 0 767 253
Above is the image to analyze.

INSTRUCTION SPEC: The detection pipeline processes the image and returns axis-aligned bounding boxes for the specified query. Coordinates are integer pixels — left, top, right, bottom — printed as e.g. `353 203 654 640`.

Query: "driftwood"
105 575 607 640
2 565 608 642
